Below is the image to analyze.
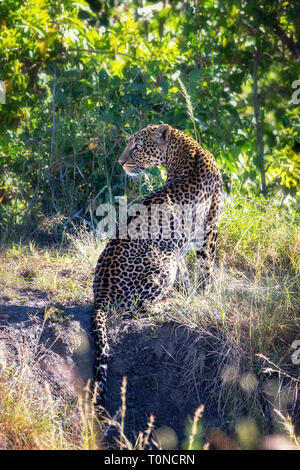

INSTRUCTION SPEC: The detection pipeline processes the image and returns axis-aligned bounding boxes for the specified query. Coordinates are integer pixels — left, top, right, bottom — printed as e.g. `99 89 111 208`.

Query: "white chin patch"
125 169 142 177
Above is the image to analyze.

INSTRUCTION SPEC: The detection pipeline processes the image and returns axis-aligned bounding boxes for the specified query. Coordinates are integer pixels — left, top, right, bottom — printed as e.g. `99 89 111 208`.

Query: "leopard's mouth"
123 165 145 177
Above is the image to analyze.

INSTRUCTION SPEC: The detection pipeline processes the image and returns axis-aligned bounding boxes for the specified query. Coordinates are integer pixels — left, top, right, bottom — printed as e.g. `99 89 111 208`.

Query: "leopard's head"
118 124 171 176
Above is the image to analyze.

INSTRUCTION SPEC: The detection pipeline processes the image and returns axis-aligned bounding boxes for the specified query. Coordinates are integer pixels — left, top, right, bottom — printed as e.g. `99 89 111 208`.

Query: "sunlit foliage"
0 0 299 242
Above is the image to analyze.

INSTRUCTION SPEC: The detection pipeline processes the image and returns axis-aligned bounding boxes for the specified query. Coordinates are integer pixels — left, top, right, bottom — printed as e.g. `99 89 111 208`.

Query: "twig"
23 140 42 220
48 68 58 212
68 48 137 60
253 49 267 196
256 353 300 384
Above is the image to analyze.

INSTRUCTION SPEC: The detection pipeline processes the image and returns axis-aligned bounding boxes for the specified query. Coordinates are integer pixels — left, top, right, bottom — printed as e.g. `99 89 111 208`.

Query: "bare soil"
0 293 222 447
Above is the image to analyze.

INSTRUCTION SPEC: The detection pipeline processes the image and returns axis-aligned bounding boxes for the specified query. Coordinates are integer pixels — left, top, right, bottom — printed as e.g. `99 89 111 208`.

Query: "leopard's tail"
91 304 109 409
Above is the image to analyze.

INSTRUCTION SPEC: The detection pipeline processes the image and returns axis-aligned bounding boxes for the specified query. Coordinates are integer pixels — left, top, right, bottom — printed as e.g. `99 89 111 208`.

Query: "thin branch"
68 48 137 60
50 72 56 164
253 49 267 197
48 68 58 212
256 353 300 384
254 6 300 60
23 141 42 219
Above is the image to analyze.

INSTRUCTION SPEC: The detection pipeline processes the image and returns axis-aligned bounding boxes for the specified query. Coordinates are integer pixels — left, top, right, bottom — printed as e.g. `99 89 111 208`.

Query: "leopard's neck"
163 131 203 182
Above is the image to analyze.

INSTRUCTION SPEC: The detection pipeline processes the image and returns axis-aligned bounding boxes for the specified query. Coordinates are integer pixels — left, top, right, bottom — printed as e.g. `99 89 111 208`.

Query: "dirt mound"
0 298 221 446
106 318 221 444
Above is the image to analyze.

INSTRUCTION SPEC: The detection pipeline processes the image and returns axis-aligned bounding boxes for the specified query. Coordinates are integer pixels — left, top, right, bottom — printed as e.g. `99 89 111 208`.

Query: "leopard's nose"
119 150 128 166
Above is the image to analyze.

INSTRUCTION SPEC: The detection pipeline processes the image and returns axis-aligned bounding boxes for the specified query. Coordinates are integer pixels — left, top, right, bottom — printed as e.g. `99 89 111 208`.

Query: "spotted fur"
91 124 224 407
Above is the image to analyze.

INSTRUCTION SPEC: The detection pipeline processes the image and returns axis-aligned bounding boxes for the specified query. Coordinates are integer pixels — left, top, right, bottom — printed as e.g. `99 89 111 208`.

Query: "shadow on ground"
0 300 221 447
105 318 221 446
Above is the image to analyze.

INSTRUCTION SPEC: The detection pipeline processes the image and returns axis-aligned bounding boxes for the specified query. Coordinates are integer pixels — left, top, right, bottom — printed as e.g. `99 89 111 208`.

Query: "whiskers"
124 167 145 177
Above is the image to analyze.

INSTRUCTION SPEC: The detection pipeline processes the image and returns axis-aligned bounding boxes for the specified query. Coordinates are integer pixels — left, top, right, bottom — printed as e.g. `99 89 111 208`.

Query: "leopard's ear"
154 124 171 144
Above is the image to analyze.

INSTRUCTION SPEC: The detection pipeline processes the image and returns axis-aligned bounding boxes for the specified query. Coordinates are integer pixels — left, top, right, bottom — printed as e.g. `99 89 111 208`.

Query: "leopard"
91 124 224 408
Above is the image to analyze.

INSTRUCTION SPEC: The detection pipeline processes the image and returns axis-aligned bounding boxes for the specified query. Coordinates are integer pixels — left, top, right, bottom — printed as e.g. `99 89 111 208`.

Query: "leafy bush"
0 0 299 244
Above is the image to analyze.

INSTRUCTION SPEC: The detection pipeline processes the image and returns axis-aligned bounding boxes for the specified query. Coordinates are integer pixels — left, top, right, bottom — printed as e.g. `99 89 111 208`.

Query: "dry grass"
0 227 103 306
0 196 299 449
149 196 300 444
0 336 80 449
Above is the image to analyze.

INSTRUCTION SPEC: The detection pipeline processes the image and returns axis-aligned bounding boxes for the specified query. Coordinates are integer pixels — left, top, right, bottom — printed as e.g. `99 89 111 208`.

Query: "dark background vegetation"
0 0 299 245
0 1 299 450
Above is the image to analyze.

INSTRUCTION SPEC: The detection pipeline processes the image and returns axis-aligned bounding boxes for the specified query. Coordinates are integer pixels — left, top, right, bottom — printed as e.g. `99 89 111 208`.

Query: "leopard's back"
91 124 224 408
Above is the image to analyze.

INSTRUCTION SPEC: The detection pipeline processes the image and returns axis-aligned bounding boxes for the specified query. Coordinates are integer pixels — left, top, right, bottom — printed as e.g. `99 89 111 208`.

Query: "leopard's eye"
131 142 141 152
